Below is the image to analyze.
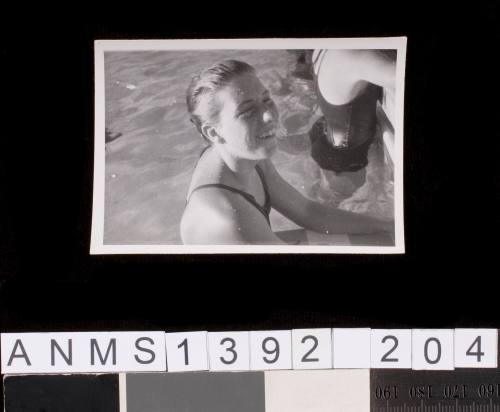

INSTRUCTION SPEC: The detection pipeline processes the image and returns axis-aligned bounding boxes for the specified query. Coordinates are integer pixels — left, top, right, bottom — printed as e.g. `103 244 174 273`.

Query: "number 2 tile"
292 329 332 370
371 329 412 369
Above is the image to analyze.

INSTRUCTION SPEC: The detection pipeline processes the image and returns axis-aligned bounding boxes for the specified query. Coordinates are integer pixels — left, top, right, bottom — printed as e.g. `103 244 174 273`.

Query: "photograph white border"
91 37 406 254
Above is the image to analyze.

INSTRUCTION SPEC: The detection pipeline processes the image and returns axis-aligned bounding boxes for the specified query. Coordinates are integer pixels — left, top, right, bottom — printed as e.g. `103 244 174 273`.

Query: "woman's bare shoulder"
180 185 281 245
186 150 224 195
180 188 237 244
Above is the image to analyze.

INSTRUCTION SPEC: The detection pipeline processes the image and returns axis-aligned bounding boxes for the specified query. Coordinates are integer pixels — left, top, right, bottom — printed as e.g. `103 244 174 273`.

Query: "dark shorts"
309 117 374 173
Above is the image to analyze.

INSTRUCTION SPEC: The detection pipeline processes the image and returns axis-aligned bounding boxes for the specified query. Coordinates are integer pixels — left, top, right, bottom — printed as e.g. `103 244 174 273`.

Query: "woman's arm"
261 160 392 235
294 200 393 234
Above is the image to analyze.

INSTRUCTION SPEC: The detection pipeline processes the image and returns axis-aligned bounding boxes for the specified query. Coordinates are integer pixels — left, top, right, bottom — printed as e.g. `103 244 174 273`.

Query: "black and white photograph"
91 38 406 253
2 10 500 410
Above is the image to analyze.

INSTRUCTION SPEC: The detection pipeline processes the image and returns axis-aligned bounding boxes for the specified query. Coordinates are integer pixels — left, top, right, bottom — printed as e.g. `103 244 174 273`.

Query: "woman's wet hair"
186 59 256 142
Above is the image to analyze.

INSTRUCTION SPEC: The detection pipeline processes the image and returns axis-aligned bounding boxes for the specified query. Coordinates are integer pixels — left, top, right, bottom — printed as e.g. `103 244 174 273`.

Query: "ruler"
371 370 500 412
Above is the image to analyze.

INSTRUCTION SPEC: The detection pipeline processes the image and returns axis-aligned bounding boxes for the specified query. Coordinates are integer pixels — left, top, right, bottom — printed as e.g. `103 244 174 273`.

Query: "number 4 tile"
454 329 498 368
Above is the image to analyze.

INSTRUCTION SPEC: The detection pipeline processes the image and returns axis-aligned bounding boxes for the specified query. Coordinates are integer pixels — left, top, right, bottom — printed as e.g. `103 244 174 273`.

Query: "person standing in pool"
309 49 396 174
180 59 392 245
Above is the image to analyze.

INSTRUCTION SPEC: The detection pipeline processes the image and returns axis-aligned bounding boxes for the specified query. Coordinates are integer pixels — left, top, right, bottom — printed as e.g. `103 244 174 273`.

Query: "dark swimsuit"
310 50 383 173
186 147 272 226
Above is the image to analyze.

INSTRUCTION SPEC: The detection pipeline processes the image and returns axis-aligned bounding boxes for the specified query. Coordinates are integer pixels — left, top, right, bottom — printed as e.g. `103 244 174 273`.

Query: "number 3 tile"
207 332 250 371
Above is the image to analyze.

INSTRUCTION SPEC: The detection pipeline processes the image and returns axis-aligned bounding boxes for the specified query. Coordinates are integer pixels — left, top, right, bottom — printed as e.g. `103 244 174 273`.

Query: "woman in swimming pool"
180 59 392 245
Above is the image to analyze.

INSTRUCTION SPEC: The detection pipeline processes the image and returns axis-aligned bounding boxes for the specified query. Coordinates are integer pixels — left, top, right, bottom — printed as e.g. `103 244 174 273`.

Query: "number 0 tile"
412 329 454 370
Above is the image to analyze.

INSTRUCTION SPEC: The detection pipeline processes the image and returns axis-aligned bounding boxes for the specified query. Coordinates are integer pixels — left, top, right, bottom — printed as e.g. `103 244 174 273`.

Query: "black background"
1 3 499 338
4 374 119 411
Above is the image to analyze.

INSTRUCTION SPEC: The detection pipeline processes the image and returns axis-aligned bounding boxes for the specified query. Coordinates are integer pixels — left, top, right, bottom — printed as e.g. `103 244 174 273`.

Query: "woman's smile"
256 127 277 140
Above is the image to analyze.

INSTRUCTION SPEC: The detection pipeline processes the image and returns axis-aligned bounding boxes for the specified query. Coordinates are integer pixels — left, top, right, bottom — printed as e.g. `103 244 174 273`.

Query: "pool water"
104 50 393 244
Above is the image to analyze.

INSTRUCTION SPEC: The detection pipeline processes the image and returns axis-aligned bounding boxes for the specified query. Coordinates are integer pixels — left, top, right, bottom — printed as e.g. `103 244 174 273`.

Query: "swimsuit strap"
187 161 272 226
254 164 271 213
187 183 271 225
198 145 211 158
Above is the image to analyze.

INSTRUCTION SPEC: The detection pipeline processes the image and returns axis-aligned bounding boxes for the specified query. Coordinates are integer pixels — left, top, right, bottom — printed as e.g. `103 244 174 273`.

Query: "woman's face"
211 71 279 160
